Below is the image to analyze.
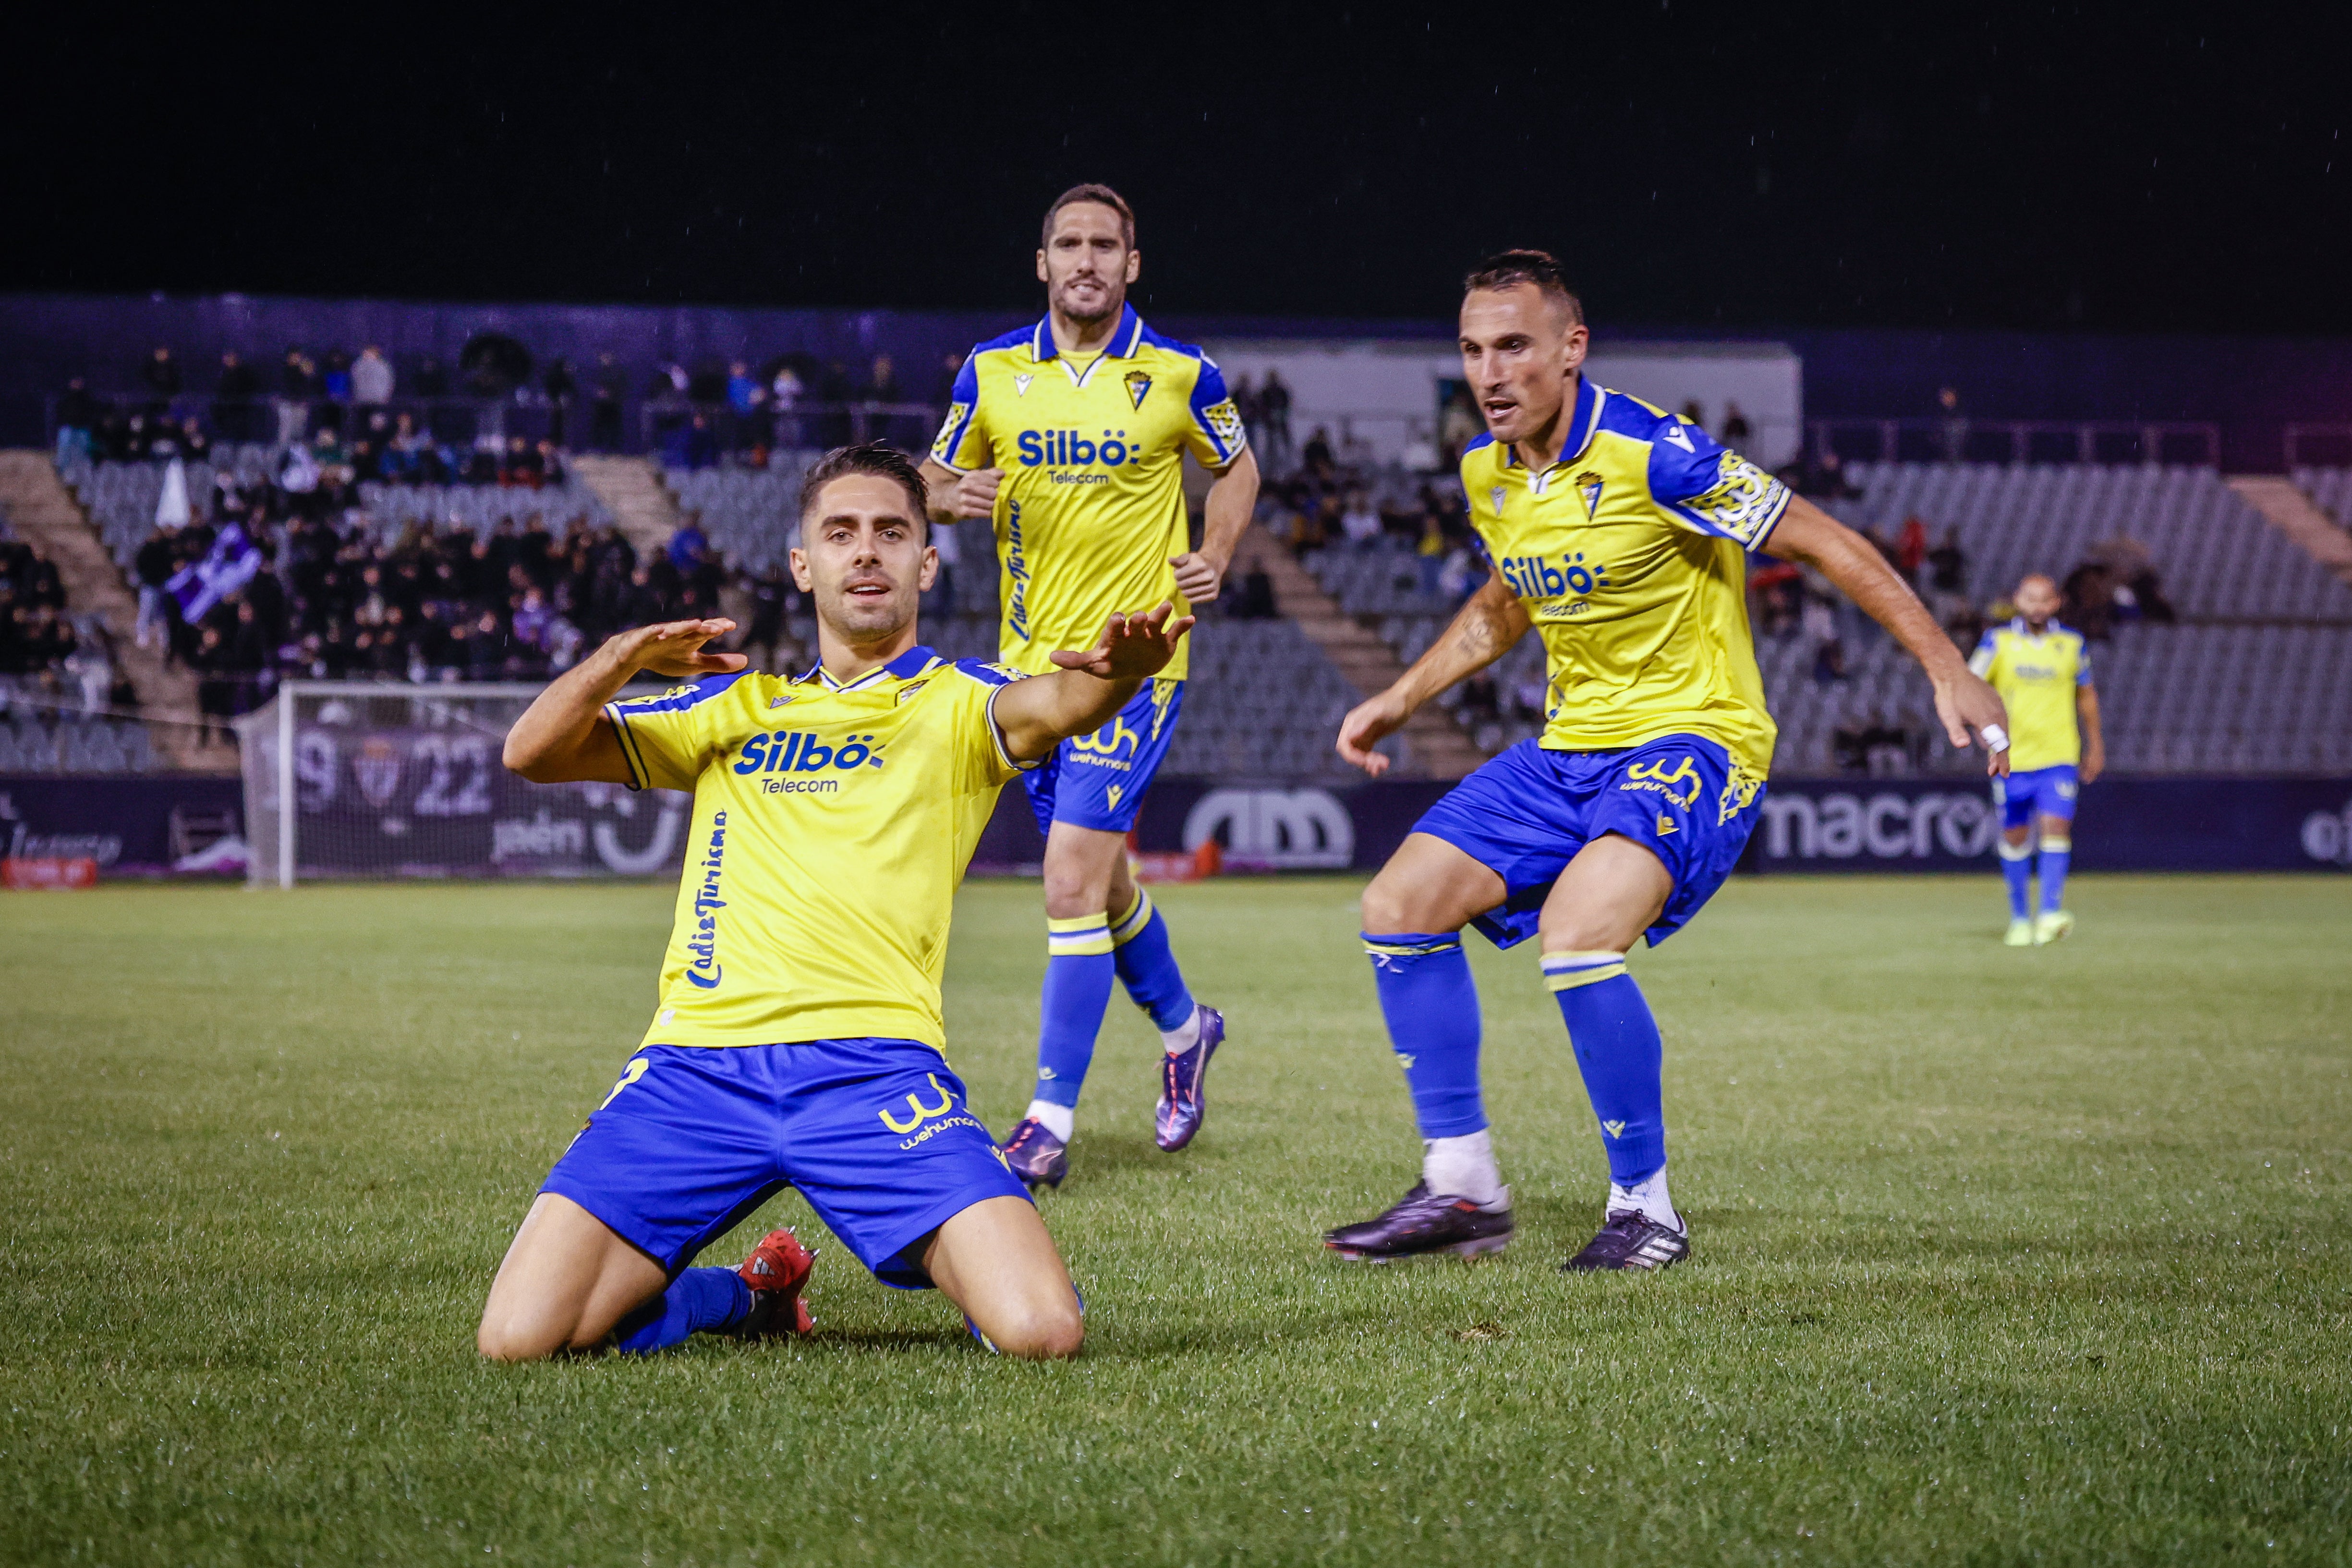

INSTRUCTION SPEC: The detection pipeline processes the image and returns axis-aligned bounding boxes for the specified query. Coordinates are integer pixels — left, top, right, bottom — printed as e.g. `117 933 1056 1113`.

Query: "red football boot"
735 1227 816 1336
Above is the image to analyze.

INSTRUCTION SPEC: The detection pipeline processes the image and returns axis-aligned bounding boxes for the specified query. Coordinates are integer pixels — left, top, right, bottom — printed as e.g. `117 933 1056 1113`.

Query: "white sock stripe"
1542 951 1628 991
2041 837 2072 853
1109 890 1155 944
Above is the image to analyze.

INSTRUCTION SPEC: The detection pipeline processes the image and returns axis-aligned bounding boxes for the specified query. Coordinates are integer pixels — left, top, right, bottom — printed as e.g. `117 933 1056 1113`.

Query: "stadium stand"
2291 469 2352 531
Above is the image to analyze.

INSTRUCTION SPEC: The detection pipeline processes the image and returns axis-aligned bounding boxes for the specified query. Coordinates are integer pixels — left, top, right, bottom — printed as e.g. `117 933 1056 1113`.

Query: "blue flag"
165 523 264 623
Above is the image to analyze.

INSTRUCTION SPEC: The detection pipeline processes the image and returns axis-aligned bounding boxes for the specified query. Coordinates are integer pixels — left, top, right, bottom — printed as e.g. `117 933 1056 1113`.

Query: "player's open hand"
1049 603 1195 681
1168 549 1228 604
617 618 748 680
1934 669 2012 777
950 468 1005 520
1335 688 1413 777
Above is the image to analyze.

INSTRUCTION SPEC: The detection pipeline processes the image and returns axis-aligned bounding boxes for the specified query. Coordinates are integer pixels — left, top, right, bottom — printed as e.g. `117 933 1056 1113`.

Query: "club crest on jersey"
1013 374 1034 397
1124 369 1152 410
1577 470 1604 516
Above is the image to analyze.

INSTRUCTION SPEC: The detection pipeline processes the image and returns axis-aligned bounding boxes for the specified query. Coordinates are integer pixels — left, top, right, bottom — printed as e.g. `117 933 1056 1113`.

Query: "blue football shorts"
1411 732 1766 950
541 1038 1031 1289
1022 676 1183 836
1994 763 2080 829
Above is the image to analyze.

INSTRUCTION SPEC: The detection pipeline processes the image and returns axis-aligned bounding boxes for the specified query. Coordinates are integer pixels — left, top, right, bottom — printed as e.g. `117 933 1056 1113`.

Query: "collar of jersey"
1502 376 1604 474
1029 303 1145 364
2008 617 2057 640
792 643 939 691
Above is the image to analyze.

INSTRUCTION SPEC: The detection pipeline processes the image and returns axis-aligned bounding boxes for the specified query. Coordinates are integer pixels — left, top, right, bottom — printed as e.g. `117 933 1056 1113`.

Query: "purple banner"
0 775 243 876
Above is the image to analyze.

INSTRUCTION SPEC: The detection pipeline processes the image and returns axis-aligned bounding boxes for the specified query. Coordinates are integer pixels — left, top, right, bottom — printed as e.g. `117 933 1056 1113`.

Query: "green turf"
1 873 2347 1566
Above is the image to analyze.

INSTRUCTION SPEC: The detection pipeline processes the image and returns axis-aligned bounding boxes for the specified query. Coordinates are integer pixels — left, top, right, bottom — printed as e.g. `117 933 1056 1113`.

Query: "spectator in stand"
2061 559 2114 640
542 356 576 447
589 355 625 452
134 526 176 650
1415 511 1449 594
1258 369 1293 467
1720 402 1751 447
1937 386 1967 460
54 377 99 465
352 345 394 406
1339 490 1383 552
726 361 764 452
1896 515 1928 586
771 360 806 449
1457 670 1501 725
142 347 183 400
1223 558 1277 620
668 513 711 575
318 350 353 432
1680 399 1705 429
277 348 316 446
1301 426 1335 480
212 351 263 441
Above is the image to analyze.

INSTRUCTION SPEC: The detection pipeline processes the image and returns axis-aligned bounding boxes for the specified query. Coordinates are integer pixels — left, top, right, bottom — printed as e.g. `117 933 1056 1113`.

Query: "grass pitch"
1 872 2348 1566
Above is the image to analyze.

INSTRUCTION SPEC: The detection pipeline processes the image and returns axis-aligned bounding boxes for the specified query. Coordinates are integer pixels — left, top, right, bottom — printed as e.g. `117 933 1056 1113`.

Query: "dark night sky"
5 4 2346 333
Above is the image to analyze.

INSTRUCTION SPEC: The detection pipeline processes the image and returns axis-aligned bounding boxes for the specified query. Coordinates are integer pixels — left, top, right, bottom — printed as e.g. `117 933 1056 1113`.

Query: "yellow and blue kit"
1970 618 2091 826
1415 378 1791 947
539 648 1035 1287
931 303 1243 832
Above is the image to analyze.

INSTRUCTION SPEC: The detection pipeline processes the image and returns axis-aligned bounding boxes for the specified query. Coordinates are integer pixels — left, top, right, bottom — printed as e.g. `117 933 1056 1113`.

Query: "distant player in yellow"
1321 251 2010 1273
920 184 1260 1187
1969 573 2104 945
475 442 1194 1362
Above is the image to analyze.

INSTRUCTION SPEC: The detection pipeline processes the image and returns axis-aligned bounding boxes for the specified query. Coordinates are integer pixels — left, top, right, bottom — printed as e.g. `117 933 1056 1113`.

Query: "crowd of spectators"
0 526 126 715
131 460 803 737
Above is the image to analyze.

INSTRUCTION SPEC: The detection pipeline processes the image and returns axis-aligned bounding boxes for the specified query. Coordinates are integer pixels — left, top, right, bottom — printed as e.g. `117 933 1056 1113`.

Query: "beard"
1051 277 1122 326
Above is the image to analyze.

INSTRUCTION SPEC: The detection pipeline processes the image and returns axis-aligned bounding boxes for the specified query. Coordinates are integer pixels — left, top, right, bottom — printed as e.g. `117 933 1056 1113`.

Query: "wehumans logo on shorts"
1622 757 1701 809
877 1072 986 1150
684 811 727 989
1070 713 1139 770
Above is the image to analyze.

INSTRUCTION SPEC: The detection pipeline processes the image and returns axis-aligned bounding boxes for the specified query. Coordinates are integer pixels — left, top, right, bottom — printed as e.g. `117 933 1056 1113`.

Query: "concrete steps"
1241 538 1486 780
0 450 233 772
571 455 681 559
2232 475 2352 591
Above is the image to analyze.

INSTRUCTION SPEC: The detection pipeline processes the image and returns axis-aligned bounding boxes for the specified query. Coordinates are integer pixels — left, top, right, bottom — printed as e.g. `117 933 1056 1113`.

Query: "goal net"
233 682 691 886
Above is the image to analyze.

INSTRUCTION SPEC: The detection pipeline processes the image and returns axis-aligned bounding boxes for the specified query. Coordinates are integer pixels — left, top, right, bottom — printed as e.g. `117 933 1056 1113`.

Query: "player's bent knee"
988 1301 1085 1361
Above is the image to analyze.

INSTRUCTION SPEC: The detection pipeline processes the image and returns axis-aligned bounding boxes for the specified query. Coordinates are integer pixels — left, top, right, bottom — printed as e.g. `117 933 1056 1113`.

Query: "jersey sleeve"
2073 638 2094 686
1181 354 1249 470
1966 633 1999 679
928 352 989 473
949 660 1040 791
1648 419 1793 552
603 675 744 792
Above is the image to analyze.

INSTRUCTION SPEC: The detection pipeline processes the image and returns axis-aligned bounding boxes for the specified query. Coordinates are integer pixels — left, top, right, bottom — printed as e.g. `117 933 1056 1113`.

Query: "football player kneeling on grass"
475 442 1191 1360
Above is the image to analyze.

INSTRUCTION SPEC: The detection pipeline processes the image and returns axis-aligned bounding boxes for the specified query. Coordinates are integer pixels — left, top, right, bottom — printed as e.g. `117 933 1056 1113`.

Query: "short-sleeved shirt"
1462 378 1792 782
601 647 1034 1054
930 303 1246 682
1967 618 2090 771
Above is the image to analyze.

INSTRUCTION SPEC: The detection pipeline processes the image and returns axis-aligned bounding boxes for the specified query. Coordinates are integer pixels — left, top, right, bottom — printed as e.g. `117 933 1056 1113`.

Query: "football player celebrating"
920 184 1260 1187
475 442 1193 1361
1970 572 2103 945
1323 253 2010 1272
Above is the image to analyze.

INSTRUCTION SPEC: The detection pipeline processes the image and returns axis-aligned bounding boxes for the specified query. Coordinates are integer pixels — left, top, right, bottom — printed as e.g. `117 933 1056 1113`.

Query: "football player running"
920 185 1260 1187
1970 572 2103 945
476 443 1193 1361
1324 252 2010 1273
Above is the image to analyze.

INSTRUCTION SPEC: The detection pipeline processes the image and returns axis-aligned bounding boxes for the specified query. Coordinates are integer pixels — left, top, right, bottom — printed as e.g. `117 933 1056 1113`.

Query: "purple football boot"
1323 1181 1515 1262
1561 1210 1690 1272
999 1117 1069 1190
1153 1004 1225 1153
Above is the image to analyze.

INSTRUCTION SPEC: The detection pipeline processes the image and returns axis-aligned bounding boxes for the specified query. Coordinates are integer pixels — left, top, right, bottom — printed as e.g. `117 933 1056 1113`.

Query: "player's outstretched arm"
917 457 1003 526
1170 446 1261 603
1768 497 2012 776
1335 572 1530 776
992 603 1196 763
503 618 745 784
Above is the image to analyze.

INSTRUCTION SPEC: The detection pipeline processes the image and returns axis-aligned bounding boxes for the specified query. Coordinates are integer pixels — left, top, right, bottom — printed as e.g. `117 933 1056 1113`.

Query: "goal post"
232 681 691 885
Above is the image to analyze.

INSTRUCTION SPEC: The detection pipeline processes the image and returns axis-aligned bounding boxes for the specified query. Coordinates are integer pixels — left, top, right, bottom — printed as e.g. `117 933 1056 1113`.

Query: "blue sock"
2000 841 2033 919
2039 833 2071 913
1033 916 1115 1108
1363 932 1486 1137
611 1266 752 1356
1543 952 1666 1185
1110 888 1195 1033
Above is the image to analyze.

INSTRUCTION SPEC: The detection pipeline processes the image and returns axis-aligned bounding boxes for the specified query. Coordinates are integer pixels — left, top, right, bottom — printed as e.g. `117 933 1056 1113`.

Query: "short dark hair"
796 442 929 533
1463 249 1584 326
1042 183 1136 250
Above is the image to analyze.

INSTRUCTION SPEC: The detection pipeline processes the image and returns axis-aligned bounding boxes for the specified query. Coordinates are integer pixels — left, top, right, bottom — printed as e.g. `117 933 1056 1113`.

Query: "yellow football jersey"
1967 619 2090 771
602 649 1034 1054
1462 380 1790 779
931 304 1248 681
